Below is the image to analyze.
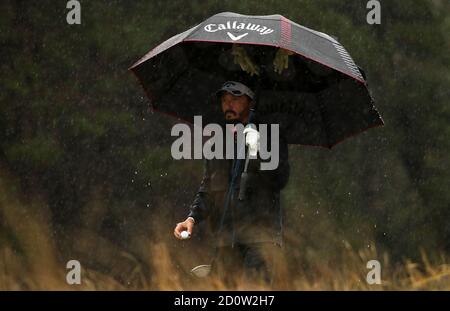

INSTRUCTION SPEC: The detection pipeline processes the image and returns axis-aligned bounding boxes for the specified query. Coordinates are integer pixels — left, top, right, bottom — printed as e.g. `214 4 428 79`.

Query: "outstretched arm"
187 160 213 223
174 160 214 239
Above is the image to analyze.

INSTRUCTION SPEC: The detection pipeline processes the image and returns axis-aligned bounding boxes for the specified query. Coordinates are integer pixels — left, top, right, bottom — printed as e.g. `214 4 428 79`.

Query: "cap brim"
216 88 248 98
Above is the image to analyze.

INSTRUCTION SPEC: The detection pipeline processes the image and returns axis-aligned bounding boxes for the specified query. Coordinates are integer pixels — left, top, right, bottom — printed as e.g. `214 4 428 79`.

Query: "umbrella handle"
238 155 250 201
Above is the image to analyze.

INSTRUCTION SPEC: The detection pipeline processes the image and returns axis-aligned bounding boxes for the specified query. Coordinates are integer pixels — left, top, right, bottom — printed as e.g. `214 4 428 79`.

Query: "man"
173 81 290 286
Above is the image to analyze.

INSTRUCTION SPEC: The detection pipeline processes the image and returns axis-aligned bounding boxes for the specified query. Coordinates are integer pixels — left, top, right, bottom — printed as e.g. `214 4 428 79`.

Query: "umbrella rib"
161 65 192 97
315 92 331 148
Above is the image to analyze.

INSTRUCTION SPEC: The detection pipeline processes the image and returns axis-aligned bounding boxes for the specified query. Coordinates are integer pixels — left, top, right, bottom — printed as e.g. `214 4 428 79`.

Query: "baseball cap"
215 81 255 100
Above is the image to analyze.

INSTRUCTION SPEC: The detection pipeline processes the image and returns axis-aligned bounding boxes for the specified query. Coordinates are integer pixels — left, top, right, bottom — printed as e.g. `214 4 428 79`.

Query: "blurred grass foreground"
1 167 448 291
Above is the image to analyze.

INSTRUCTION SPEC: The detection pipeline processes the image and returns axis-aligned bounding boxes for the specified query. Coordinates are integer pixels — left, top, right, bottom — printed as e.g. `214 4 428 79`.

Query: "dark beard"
224 118 242 125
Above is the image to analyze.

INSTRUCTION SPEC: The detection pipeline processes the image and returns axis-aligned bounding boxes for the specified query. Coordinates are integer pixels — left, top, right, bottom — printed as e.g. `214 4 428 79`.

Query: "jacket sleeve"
247 128 290 191
187 160 214 223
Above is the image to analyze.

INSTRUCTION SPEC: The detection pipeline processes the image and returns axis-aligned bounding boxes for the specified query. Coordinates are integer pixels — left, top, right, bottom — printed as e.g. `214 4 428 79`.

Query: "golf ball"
180 231 190 239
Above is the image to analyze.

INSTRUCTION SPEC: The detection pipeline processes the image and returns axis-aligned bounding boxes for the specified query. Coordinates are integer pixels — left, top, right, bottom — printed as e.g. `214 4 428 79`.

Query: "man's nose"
223 101 233 109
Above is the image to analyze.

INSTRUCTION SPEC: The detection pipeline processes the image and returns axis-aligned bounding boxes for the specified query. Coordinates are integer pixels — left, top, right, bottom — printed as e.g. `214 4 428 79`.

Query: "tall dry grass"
1 168 449 290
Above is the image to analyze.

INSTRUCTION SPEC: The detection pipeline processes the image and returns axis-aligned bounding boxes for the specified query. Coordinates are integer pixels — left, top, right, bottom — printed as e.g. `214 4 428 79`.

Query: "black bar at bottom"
0 291 448 310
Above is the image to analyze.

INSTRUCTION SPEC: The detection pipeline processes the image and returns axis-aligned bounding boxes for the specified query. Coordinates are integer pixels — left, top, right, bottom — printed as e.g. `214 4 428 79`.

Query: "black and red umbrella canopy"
130 12 384 148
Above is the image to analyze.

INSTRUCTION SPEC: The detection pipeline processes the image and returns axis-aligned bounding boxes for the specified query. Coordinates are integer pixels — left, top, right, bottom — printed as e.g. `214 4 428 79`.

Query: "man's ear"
243 95 254 111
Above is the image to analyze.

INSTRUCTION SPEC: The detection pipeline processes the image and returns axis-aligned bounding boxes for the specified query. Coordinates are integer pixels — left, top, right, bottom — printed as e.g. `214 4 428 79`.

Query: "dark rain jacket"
187 120 290 247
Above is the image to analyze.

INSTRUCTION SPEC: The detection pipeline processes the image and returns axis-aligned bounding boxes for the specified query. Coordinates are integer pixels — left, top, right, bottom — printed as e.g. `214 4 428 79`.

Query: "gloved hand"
232 44 260 76
273 48 294 74
243 124 260 157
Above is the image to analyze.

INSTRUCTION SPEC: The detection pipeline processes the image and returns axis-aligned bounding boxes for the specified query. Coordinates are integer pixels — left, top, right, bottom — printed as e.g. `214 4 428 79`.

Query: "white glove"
243 124 260 157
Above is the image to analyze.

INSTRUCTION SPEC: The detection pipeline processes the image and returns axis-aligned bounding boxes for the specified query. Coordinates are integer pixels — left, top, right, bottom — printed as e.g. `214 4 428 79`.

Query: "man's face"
220 92 251 123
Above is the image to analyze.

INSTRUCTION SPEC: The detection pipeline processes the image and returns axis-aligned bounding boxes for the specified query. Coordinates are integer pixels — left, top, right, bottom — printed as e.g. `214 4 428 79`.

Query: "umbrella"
129 12 384 148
